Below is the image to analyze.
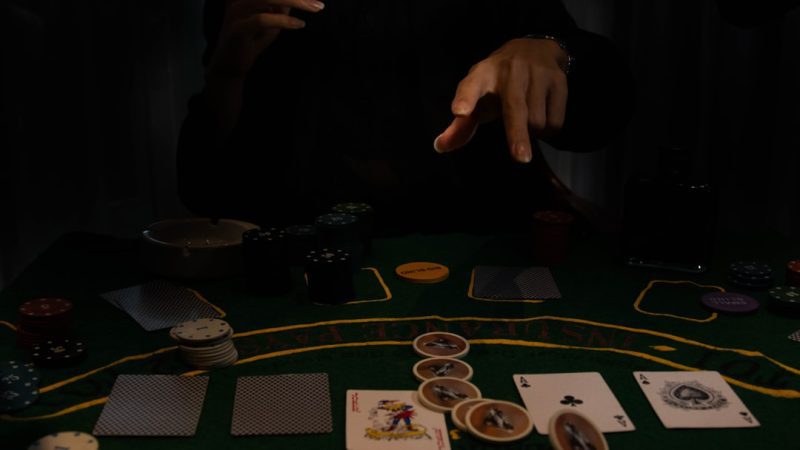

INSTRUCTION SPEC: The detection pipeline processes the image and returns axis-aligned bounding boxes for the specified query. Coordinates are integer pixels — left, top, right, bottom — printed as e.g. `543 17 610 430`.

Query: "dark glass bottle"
622 146 716 273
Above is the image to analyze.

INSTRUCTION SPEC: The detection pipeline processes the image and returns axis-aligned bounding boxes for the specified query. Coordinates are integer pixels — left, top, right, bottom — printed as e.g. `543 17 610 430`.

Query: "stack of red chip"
787 261 800 288
16 298 74 349
532 210 575 265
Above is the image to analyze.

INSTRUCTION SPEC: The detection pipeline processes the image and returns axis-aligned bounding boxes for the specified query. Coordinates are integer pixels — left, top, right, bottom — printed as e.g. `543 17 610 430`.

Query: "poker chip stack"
31 338 87 368
284 224 318 266
305 248 355 305
331 202 374 254
16 298 74 349
786 260 800 288
315 213 362 263
767 286 800 316
0 361 40 413
411 332 534 443
242 227 292 295
532 210 574 265
170 318 238 370
728 261 774 290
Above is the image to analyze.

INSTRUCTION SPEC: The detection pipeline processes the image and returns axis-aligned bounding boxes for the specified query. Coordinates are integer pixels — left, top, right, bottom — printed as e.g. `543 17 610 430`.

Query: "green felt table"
2 231 799 450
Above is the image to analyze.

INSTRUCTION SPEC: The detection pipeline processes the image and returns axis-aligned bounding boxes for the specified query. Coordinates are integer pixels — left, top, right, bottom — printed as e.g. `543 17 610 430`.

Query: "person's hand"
433 38 569 163
207 0 325 79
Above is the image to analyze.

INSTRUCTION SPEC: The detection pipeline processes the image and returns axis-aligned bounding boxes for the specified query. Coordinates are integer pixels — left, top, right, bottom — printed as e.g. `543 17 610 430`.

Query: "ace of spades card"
513 372 635 434
634 371 760 429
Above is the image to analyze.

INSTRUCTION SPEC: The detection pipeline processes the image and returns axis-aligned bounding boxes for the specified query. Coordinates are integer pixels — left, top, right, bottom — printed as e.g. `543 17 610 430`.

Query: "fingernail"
433 135 444 153
514 142 531 163
291 18 306 28
453 101 470 116
308 0 325 11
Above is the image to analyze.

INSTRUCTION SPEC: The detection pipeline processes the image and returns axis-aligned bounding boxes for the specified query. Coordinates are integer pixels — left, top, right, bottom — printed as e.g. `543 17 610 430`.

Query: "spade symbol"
673 385 711 404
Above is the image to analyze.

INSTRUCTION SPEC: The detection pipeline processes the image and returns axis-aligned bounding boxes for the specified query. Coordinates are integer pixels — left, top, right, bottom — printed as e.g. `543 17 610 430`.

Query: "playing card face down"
346 390 450 450
231 373 333 436
93 375 209 436
634 371 760 429
472 266 561 300
513 372 635 434
100 280 220 331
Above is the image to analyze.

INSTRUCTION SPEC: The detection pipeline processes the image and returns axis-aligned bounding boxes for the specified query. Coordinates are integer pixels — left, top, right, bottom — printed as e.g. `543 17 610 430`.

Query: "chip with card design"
465 400 534 443
548 409 608 450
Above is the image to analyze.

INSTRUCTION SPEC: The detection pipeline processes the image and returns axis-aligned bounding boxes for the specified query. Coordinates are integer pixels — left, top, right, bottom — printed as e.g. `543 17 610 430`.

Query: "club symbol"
639 374 650 385
740 411 753 424
560 395 583 407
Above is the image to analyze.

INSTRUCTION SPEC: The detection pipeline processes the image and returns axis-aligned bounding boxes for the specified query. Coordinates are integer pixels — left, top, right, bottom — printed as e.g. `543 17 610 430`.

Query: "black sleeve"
716 0 800 28
176 0 246 219
506 0 636 153
547 28 636 152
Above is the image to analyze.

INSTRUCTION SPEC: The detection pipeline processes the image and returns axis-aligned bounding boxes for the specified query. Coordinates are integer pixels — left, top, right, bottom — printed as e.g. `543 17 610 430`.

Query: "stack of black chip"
332 202 374 255
242 228 292 295
284 225 318 266
31 338 87 368
315 213 362 263
728 261 774 290
305 248 355 305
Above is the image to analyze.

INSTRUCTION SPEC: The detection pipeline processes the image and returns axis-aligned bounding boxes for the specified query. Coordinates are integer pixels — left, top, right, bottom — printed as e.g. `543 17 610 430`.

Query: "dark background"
2 0 798 288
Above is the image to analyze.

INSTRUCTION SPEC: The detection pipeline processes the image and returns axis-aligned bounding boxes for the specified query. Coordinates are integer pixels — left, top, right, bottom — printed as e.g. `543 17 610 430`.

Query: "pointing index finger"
451 70 492 117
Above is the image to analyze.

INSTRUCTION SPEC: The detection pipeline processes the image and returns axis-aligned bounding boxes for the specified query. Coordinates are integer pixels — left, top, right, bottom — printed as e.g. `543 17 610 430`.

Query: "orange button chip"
395 262 449 284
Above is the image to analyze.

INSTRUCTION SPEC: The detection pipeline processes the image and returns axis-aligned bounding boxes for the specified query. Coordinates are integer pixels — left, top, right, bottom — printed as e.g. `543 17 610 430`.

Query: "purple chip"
700 292 759 314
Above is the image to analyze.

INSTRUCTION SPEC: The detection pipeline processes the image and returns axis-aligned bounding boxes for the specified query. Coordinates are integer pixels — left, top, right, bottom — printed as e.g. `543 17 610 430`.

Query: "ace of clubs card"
514 372 635 434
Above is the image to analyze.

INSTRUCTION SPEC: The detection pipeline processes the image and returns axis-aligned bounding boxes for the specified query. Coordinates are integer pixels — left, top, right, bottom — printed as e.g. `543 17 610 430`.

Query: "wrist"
524 34 573 75
205 64 247 85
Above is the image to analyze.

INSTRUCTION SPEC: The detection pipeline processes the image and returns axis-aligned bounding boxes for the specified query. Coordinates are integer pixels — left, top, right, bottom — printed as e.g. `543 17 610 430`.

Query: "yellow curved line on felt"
5 336 799 422
345 267 393 304
466 269 545 304
187 288 226 318
471 339 800 399
634 280 720 323
304 267 393 305
28 313 800 398
230 314 800 376
0 397 109 422
0 320 16 331
234 340 410 366
38 346 178 394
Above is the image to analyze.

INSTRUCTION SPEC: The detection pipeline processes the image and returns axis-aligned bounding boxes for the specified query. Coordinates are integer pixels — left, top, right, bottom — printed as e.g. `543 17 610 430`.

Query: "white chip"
28 431 99 450
170 318 231 344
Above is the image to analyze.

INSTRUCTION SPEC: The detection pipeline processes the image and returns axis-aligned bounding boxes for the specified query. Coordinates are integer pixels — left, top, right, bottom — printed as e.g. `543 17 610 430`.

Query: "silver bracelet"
524 34 574 75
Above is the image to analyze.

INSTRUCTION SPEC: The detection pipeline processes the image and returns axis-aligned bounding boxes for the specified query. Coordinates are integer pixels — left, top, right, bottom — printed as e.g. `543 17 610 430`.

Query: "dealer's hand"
207 0 325 78
433 38 569 163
